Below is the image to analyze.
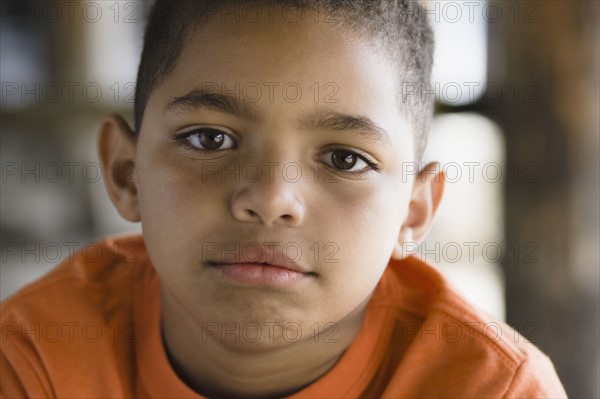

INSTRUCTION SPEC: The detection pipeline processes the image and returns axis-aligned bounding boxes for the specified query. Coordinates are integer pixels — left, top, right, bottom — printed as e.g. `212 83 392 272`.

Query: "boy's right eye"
175 127 236 151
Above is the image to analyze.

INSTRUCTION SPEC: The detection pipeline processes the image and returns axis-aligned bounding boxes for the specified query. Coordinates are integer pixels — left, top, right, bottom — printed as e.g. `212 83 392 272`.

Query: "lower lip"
208 263 311 287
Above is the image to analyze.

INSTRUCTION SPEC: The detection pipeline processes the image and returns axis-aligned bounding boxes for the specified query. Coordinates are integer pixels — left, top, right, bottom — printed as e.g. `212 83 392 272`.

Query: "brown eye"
200 131 224 150
319 149 375 175
331 150 358 170
185 129 235 151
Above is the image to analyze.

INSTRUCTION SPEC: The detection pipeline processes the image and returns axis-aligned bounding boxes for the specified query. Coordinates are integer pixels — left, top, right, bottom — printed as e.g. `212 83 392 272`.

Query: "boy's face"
101 10 441 348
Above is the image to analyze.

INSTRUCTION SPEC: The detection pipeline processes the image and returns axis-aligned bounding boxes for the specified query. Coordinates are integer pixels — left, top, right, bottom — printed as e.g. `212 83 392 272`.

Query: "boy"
1 1 567 398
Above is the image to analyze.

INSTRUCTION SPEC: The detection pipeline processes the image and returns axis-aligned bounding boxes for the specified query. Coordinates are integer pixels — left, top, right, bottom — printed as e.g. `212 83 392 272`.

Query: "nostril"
281 214 292 221
247 209 257 217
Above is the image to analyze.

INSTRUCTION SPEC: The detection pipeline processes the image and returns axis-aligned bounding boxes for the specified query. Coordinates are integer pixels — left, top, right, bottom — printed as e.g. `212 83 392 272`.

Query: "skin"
98 8 444 399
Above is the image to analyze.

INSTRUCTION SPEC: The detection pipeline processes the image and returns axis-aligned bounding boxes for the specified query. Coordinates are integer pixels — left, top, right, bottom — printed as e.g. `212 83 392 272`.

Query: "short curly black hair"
134 0 434 160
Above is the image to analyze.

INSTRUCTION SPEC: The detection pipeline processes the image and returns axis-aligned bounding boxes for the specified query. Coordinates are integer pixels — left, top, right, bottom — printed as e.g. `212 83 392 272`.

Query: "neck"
160 293 371 399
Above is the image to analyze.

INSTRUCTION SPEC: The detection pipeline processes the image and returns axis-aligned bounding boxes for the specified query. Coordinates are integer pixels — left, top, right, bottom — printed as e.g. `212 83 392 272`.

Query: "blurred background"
1 1 598 397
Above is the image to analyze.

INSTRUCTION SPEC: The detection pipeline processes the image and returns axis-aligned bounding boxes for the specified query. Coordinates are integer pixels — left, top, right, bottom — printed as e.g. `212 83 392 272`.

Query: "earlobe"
391 225 414 259
97 114 141 222
391 162 445 260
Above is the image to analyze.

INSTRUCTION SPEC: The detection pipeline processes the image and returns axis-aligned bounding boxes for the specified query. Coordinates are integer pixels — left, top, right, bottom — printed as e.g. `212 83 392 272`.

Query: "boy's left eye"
320 149 378 175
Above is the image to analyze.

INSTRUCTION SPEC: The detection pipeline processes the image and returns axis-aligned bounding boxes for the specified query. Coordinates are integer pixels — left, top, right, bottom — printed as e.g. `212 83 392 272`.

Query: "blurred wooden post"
488 2 599 397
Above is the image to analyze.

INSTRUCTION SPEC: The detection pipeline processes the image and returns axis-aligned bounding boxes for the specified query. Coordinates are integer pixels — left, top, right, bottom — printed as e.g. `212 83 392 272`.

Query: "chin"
200 316 320 353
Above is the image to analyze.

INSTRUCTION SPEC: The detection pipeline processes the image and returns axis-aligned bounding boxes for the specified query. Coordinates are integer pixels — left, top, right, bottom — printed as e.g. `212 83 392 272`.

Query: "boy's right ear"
97 114 141 222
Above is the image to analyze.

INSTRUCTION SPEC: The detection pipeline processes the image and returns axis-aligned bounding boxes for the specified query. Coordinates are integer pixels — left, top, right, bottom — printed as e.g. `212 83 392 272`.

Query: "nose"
231 176 305 227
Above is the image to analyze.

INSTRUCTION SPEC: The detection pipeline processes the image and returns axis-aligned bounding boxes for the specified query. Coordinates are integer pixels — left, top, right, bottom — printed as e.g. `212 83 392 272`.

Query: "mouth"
206 261 317 288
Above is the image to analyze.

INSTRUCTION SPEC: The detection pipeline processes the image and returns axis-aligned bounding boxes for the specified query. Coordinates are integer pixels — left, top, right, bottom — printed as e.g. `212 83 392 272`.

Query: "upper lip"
205 245 314 274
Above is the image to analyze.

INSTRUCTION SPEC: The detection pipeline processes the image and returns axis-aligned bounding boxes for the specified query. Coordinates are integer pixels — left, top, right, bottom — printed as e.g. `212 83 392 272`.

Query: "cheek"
136 155 229 275
138 161 192 227
312 182 406 293
316 181 406 256
139 155 225 220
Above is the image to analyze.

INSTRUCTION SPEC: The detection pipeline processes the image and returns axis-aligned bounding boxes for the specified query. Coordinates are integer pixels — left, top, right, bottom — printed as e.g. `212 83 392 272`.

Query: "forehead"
148 7 413 152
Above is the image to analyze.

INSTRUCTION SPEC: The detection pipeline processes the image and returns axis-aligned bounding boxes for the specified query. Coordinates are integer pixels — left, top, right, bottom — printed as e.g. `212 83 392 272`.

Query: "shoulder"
0 233 153 398
1 233 150 319
371 256 567 398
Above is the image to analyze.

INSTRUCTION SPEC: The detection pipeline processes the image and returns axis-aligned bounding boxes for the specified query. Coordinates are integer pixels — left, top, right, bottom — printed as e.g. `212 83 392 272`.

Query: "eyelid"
172 124 238 152
173 124 237 138
322 145 380 168
319 148 381 177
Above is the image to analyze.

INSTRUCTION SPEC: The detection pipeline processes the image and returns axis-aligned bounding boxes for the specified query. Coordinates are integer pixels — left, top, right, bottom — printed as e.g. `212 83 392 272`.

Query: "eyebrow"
164 90 258 121
164 90 392 147
299 111 393 147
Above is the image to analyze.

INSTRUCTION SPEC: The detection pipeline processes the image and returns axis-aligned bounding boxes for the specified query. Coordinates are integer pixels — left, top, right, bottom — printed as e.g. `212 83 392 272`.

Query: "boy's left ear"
392 162 445 260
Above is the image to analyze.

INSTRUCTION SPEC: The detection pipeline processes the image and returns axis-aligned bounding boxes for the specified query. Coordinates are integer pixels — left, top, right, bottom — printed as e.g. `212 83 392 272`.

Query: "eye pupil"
200 131 224 150
331 150 357 170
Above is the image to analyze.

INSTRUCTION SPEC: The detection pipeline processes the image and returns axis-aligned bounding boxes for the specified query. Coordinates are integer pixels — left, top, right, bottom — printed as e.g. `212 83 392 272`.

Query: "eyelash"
320 149 381 178
172 128 237 153
171 128 381 177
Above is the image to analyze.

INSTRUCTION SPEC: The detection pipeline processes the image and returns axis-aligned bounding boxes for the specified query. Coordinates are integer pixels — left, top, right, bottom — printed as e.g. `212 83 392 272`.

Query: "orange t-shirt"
1 234 567 398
